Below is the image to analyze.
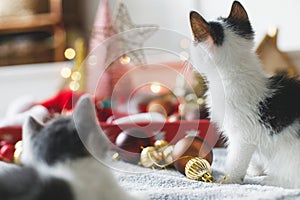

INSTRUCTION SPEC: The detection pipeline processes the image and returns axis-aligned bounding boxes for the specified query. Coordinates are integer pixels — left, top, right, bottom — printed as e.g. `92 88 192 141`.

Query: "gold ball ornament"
153 140 174 166
140 146 162 168
185 157 213 182
172 136 213 174
154 140 169 150
14 141 23 165
140 140 175 168
147 98 174 118
161 145 174 164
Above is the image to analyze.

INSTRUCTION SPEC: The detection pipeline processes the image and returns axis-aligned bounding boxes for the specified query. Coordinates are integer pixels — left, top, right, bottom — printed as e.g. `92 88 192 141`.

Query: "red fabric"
40 89 84 114
0 126 22 144
96 107 113 122
0 90 85 145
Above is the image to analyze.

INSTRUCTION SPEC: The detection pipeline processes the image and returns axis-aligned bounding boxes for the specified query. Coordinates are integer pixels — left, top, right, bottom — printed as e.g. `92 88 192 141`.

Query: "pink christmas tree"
86 0 116 101
87 0 134 104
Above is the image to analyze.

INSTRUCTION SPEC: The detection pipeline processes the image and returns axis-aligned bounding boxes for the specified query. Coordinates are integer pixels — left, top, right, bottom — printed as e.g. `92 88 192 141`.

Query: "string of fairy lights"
59 38 191 93
60 38 86 92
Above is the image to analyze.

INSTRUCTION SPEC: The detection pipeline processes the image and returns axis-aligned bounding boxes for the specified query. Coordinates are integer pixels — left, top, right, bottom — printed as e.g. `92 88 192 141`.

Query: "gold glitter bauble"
185 157 213 182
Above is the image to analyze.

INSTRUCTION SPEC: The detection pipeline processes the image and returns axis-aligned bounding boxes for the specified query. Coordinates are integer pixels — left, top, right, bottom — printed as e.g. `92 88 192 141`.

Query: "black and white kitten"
0 95 138 200
190 1 300 188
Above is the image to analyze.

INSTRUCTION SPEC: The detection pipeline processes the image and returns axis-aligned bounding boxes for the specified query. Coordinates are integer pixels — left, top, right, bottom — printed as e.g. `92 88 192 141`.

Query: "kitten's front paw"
247 164 264 177
218 174 243 184
262 176 283 187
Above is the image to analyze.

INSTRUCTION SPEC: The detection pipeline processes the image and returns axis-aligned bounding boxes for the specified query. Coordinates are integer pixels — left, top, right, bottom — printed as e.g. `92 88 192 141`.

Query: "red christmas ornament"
115 129 152 164
0 143 15 161
0 140 9 148
172 136 213 174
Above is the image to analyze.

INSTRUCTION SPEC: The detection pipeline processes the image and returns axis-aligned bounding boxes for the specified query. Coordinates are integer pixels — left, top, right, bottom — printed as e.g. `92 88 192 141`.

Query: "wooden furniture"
0 0 66 62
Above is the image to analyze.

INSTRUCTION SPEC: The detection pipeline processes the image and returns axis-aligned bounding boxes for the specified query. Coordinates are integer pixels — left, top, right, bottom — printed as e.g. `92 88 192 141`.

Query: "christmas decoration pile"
115 130 214 183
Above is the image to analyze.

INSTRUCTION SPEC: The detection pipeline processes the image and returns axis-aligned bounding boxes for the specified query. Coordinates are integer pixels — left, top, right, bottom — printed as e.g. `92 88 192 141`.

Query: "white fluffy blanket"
111 148 300 200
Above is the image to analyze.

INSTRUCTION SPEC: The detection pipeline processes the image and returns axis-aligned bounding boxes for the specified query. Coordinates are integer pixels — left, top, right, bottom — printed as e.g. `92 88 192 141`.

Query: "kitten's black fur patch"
258 75 300 135
0 165 73 200
37 177 74 200
31 116 89 165
220 17 254 40
209 22 224 46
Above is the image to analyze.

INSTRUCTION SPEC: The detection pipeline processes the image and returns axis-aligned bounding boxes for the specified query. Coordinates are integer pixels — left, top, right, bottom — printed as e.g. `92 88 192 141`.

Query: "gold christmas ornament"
14 141 23 165
139 139 214 183
161 145 174 164
154 140 169 151
112 152 120 161
140 146 162 168
185 157 213 182
140 140 175 168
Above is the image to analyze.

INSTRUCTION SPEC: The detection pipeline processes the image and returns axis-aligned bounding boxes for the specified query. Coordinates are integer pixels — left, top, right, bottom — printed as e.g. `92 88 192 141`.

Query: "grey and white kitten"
190 1 300 188
0 95 138 200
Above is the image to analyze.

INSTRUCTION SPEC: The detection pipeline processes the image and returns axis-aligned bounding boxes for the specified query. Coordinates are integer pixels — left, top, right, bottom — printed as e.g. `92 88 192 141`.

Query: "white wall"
84 0 300 54
0 62 68 117
84 0 197 57
111 0 195 37
84 0 196 39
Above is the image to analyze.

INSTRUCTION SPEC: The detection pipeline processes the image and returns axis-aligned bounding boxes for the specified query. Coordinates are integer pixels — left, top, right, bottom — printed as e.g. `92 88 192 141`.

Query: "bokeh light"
64 48 76 60
60 67 72 79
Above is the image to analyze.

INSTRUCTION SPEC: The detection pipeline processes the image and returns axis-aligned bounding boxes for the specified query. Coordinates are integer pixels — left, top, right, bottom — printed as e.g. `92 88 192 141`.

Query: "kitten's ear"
228 1 249 21
190 11 209 42
73 94 97 125
73 94 109 157
23 116 44 135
